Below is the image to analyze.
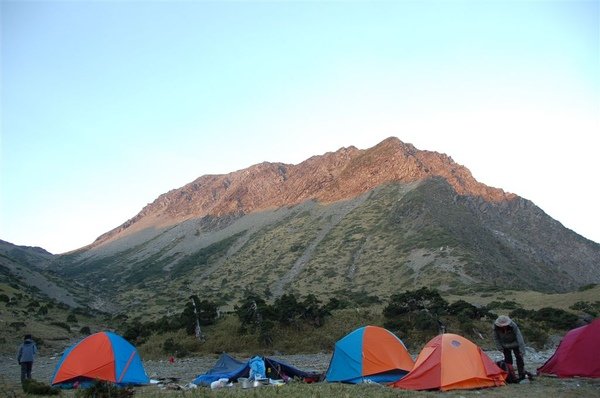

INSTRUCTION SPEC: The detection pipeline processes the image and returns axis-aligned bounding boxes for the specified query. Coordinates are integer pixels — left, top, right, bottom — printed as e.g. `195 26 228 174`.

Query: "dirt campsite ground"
1 350 599 397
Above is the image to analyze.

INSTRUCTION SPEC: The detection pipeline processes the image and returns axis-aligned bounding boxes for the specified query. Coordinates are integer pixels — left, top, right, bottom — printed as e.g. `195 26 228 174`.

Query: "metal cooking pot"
239 378 252 389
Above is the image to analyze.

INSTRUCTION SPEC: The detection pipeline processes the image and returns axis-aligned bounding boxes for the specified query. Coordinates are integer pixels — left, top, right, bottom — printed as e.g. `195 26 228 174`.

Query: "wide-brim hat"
495 315 512 327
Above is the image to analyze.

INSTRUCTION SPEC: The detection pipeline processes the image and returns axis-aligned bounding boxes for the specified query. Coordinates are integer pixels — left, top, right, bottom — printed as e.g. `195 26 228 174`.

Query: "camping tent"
325 325 414 383
537 318 600 378
392 333 506 391
51 331 149 387
192 353 249 386
264 357 322 382
192 353 322 386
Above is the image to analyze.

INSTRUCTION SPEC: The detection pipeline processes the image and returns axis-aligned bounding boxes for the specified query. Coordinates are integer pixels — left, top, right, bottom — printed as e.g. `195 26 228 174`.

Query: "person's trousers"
503 347 525 378
20 361 32 382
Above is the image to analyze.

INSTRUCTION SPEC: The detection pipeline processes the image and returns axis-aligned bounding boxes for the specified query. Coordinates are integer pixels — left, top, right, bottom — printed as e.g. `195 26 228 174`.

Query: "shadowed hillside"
43 138 600 315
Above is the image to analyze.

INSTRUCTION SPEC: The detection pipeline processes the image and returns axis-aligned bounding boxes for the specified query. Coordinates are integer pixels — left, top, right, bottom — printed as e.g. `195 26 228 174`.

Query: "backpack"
496 360 519 383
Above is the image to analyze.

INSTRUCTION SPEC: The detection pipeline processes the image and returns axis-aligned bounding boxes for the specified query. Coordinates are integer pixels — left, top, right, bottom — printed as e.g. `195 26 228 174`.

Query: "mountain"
50 137 599 314
0 240 80 307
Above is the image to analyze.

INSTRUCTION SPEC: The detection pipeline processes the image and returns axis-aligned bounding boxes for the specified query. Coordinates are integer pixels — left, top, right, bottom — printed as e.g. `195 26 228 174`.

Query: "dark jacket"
17 339 37 363
493 321 525 353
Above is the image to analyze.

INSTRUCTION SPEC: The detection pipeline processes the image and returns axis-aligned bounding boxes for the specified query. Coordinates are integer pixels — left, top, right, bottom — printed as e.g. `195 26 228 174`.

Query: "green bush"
486 300 521 310
50 321 71 332
22 379 60 395
570 301 600 317
578 283 597 291
531 307 579 330
162 337 189 357
80 326 91 335
122 321 151 344
74 380 134 398
383 287 448 317
324 297 349 311
448 300 487 319
10 321 26 330
522 322 549 348
413 311 439 332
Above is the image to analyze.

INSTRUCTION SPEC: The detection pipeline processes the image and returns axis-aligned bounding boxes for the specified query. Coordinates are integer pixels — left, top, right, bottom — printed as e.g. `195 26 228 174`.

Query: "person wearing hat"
493 315 526 380
17 334 37 382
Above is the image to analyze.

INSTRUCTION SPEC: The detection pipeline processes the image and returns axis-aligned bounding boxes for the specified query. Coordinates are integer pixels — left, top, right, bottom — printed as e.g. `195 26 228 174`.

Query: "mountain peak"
92 137 512 246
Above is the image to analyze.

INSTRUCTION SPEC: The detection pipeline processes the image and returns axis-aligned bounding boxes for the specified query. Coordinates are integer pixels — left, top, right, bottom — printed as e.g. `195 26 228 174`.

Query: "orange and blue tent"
51 331 149 387
392 333 506 391
325 325 414 383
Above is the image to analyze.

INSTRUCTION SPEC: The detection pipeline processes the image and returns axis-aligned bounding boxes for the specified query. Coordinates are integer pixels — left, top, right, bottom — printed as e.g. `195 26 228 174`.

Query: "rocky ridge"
90 137 514 248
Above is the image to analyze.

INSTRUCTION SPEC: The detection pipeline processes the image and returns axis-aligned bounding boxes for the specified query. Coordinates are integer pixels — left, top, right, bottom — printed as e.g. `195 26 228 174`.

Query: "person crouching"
493 315 526 381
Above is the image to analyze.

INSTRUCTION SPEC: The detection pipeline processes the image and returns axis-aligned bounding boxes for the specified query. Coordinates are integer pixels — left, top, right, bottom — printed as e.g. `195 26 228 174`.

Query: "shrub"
0 293 10 303
349 290 381 306
182 296 218 331
50 321 71 332
74 380 134 398
456 313 475 332
273 293 303 325
570 301 600 317
80 326 91 335
22 379 60 395
301 294 330 327
324 297 349 311
486 300 521 310
413 311 439 332
522 322 549 348
509 308 535 320
10 321 26 330
163 337 189 357
235 292 273 333
578 283 597 291
122 321 151 344
383 287 448 318
27 300 41 309
531 307 579 330
383 319 409 336
448 300 486 319
67 313 78 323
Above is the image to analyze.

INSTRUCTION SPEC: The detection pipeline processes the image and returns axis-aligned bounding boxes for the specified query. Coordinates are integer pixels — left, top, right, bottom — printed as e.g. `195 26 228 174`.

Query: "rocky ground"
0 349 552 387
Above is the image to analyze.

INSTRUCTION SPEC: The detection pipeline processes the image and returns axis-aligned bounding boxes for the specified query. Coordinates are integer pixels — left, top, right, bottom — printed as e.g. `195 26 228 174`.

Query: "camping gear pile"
192 353 322 387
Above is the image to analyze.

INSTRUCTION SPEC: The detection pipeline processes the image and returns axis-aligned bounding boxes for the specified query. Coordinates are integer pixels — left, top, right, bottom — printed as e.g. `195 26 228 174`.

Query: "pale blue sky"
1 1 598 254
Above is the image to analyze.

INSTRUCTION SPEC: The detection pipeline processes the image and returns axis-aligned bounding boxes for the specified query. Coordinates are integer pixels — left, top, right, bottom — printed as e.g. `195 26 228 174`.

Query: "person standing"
493 315 526 380
17 334 37 382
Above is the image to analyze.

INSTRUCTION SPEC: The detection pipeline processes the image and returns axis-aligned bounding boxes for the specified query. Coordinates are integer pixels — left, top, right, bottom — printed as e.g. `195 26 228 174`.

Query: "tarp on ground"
51 331 149 388
392 333 506 391
537 318 600 378
264 357 322 382
192 353 323 386
325 325 414 384
192 353 249 386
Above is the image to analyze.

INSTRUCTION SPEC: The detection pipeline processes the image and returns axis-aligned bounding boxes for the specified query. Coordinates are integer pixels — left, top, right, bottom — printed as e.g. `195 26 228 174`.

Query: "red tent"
537 318 600 378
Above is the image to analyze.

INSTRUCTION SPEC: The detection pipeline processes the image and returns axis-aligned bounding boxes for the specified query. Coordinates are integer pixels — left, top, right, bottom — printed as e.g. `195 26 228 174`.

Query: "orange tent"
325 325 414 383
392 333 506 391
